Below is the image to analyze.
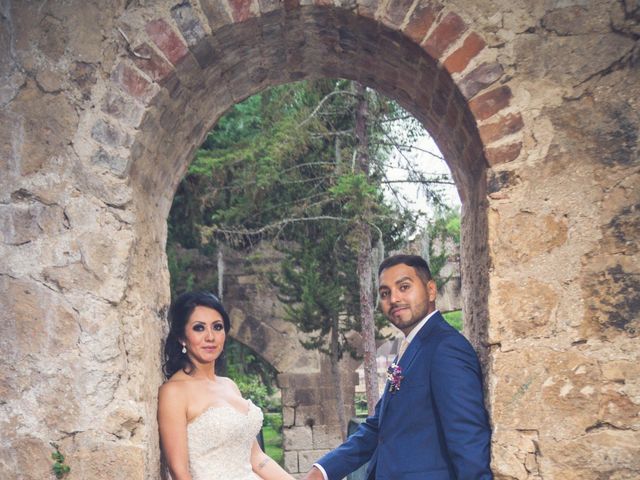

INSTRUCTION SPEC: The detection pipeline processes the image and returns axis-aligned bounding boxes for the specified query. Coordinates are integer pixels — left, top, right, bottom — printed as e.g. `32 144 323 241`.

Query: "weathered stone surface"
283 426 313 450
489 278 558 341
10 80 79 175
489 210 569 266
1 2 639 479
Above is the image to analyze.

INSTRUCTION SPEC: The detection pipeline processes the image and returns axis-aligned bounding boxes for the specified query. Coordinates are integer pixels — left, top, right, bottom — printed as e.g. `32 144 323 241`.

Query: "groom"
303 254 493 479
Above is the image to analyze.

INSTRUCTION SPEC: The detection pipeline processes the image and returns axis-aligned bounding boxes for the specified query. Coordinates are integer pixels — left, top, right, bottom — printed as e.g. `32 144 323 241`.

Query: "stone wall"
0 1 638 479
220 245 361 476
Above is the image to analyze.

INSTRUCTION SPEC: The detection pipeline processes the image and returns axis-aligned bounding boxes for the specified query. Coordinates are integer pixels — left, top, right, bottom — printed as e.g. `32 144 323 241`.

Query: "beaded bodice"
187 399 263 480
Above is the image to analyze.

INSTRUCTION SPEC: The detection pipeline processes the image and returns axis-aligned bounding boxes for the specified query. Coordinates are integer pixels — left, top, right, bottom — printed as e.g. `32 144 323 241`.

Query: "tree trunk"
330 315 348 439
354 82 380 414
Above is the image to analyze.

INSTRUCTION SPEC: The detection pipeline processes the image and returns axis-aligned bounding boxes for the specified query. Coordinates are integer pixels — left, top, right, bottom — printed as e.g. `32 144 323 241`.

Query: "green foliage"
223 339 280 411
443 310 463 331
263 412 283 433
426 206 461 289
354 392 369 417
262 416 284 465
50 443 70 479
166 78 451 381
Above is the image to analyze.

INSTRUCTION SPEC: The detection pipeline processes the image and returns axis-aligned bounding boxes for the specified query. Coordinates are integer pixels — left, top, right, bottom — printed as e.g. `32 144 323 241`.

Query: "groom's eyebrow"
395 276 413 285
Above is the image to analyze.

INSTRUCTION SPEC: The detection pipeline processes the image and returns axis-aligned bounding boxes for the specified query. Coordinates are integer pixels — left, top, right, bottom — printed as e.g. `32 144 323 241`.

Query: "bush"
264 412 283 433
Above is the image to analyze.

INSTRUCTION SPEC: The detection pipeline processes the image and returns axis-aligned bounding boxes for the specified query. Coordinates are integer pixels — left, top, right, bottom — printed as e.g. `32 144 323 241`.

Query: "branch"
202 216 352 239
372 142 444 160
382 179 455 186
298 90 360 128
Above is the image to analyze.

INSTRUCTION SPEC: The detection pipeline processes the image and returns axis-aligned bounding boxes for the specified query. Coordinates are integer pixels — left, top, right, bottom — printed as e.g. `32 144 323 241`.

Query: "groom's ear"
427 279 437 302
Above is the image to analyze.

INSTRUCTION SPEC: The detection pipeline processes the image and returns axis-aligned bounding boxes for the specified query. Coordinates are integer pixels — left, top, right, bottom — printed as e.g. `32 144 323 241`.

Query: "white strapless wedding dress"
187 399 264 480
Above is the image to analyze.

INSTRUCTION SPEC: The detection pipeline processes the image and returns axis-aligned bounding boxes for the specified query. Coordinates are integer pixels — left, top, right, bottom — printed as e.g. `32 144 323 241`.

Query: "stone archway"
220 244 362 474
1 1 638 479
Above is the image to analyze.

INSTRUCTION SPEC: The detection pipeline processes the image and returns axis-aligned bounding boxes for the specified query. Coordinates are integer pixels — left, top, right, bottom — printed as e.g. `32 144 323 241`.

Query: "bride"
158 291 294 480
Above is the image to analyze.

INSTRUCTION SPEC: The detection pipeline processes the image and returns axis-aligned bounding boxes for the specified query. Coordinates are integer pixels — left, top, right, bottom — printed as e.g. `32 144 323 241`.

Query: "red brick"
485 142 522 166
228 0 255 22
459 62 504 99
443 32 485 74
404 4 441 44
479 112 524 145
132 43 174 82
468 85 511 121
145 19 189 66
111 62 153 100
384 0 414 28
423 11 467 60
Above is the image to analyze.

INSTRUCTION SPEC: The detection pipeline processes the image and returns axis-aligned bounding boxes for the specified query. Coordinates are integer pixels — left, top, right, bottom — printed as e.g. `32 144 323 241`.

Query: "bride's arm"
158 382 192 480
250 440 295 480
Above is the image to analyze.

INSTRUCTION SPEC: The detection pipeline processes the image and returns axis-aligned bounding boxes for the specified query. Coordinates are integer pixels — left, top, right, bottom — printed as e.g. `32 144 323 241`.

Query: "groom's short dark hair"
378 254 433 285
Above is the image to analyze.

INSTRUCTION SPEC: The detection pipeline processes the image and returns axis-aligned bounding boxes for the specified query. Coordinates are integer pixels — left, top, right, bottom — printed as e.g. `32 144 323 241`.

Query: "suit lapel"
378 312 445 425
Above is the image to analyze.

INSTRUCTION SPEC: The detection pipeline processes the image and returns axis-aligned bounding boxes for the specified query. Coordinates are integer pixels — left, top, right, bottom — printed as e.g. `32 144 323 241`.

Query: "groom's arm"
303 396 382 480
431 334 493 480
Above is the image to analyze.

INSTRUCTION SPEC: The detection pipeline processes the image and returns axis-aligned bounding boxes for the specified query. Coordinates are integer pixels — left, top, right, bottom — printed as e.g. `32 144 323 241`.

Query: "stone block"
132 43 174 83
298 449 330 472
489 211 569 267
403 3 442 44
484 142 522 166
111 62 155 101
283 406 296 426
146 19 189 66
258 0 282 14
91 148 130 177
382 0 414 28
444 32 486 74
228 0 257 23
479 112 524 145
201 0 233 30
91 119 132 149
73 443 145 480
459 62 504 99
12 80 79 175
283 426 313 450
423 11 467 59
0 202 68 245
312 425 343 449
468 85 511 120
171 3 207 47
70 61 97 98
101 90 145 127
283 450 299 473
0 277 80 358
35 69 64 93
489 278 558 340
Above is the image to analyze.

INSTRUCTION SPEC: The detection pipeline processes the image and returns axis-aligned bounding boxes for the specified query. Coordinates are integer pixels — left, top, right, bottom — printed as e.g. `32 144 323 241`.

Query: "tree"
167 78 451 428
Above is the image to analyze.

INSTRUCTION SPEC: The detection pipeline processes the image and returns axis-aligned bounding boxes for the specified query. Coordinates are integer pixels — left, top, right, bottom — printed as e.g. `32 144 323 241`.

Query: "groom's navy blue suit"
317 312 492 479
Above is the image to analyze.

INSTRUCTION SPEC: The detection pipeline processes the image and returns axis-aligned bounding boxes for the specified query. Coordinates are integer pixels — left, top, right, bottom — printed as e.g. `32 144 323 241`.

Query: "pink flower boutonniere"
387 363 404 393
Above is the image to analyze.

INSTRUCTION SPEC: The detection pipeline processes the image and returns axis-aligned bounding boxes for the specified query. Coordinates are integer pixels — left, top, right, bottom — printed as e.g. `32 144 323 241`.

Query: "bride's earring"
181 344 187 354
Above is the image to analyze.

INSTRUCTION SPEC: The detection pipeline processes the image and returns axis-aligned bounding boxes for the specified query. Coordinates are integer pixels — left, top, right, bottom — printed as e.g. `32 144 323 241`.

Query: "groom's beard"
387 297 433 334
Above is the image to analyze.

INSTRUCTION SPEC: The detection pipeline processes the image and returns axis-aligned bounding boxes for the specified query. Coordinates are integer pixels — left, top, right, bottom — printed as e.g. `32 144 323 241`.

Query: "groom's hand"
301 466 325 480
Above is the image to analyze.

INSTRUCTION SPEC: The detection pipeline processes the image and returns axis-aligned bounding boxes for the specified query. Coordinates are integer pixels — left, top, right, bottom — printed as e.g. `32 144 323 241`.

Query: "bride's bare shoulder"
159 371 192 399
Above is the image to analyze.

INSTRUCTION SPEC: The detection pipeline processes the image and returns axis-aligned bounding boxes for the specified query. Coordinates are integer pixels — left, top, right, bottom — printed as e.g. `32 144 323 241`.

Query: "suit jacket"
317 312 492 479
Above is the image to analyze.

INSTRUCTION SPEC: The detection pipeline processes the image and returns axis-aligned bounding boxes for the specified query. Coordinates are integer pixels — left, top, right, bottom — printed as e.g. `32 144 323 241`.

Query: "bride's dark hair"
163 291 231 379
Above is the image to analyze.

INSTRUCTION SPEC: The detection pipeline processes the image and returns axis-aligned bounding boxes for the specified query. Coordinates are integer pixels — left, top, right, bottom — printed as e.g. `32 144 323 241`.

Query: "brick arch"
100 2 522 353
96 3 517 474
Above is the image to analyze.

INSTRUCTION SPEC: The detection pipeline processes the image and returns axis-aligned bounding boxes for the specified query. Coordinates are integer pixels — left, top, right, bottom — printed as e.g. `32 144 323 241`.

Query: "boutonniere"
386 363 404 393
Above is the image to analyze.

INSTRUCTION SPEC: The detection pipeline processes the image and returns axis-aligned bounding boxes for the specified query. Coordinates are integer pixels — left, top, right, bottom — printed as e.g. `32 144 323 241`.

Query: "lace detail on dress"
187 399 263 480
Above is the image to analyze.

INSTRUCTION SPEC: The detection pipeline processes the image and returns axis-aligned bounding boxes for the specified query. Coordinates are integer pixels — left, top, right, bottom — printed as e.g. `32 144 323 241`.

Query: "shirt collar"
405 309 439 343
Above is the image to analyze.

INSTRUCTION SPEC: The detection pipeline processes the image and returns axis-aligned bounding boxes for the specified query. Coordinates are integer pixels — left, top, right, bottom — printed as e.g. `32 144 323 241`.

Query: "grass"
443 310 463 331
263 413 284 465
